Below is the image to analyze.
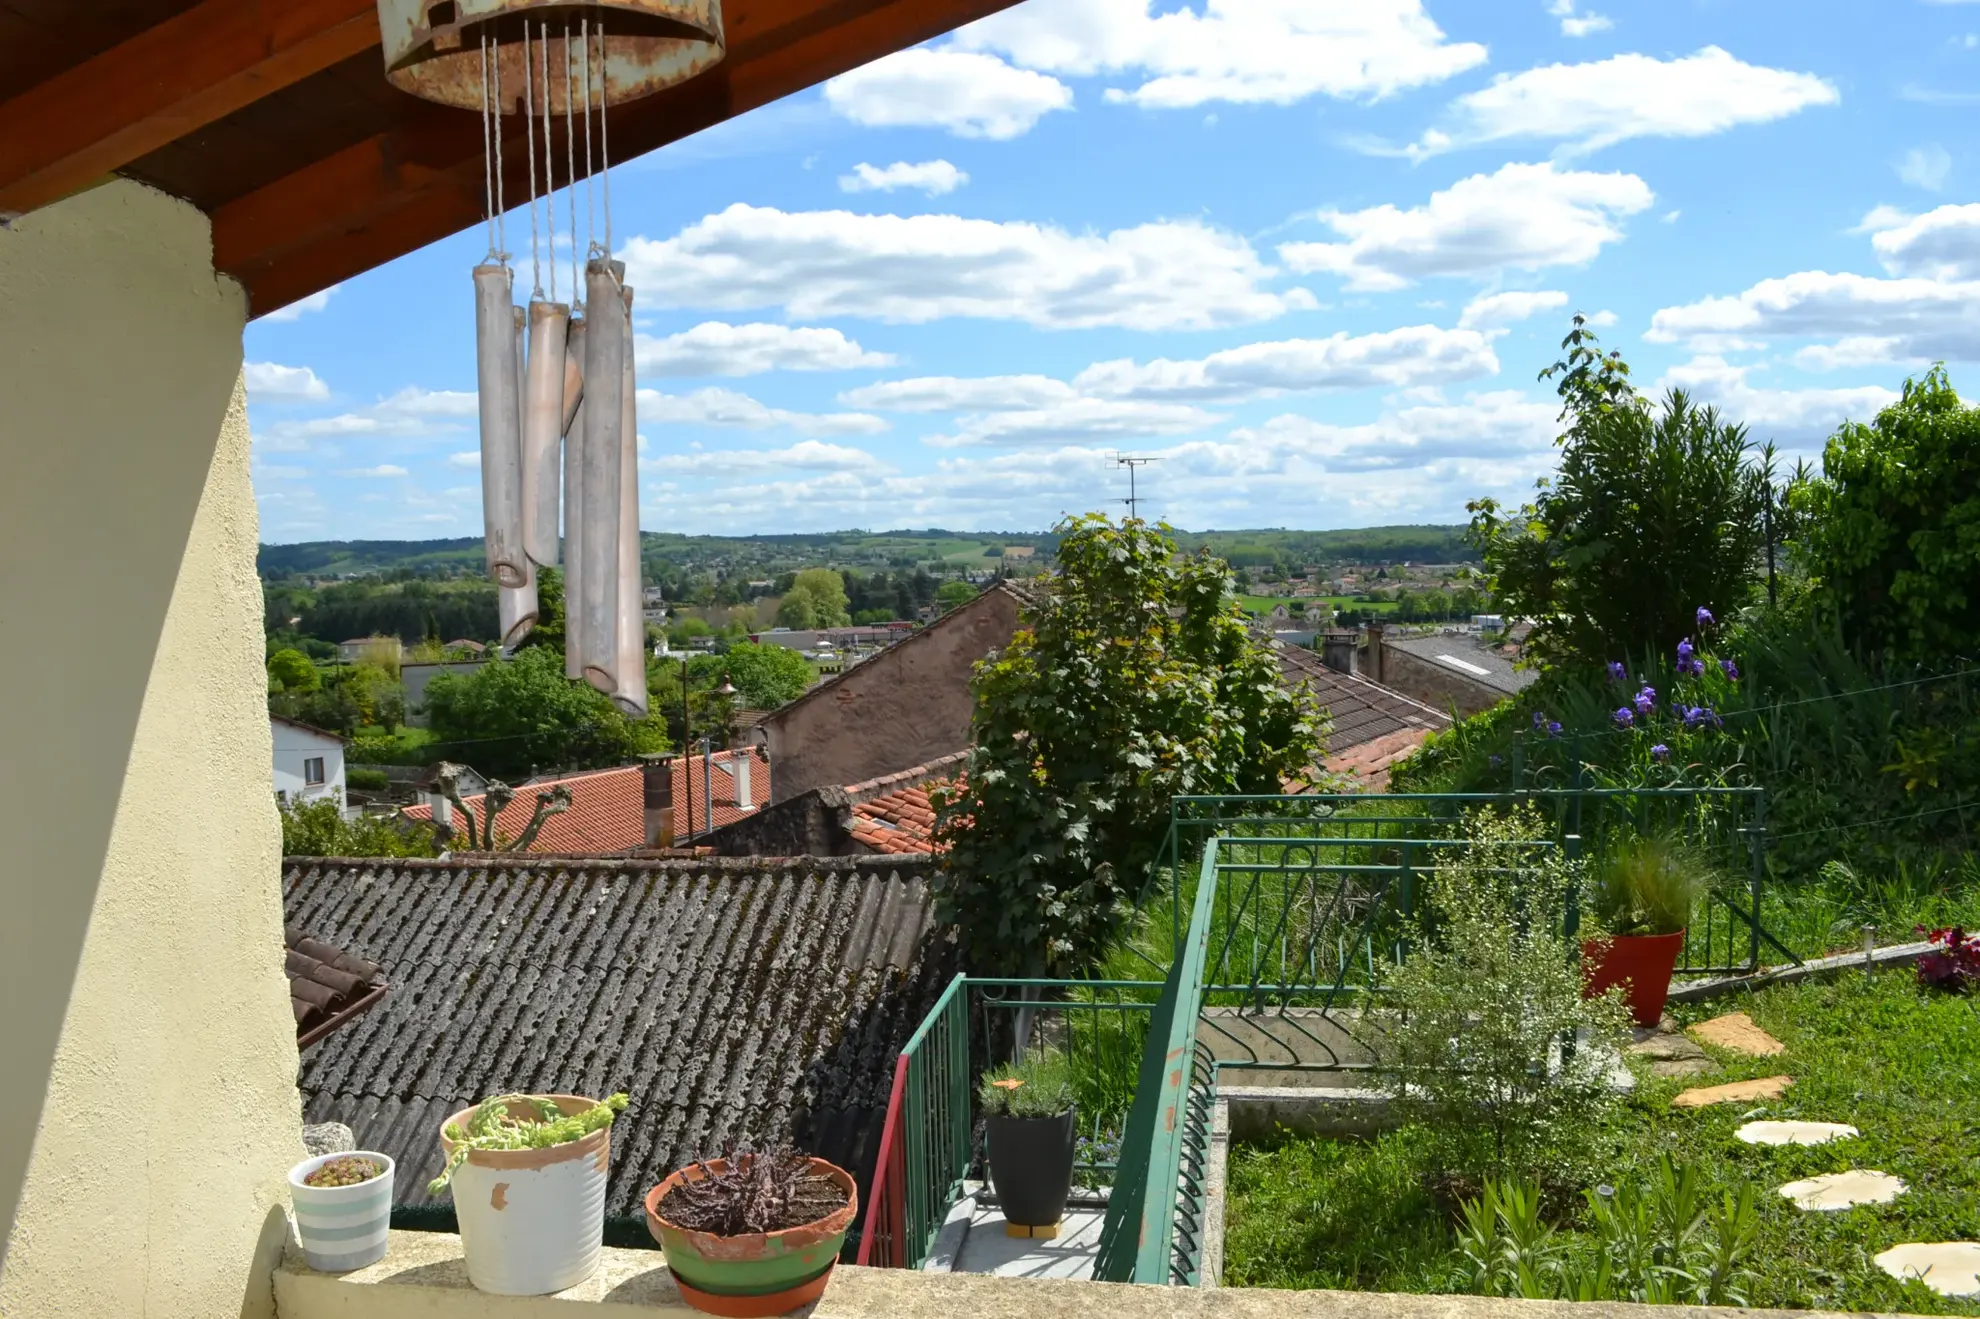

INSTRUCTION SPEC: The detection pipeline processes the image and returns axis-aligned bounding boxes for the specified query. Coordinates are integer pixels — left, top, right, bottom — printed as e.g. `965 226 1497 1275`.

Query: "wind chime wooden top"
377 0 725 111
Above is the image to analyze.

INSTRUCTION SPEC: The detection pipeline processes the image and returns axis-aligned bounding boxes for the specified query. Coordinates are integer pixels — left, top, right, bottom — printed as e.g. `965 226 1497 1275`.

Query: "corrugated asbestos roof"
1267 635 1453 751
283 856 950 1239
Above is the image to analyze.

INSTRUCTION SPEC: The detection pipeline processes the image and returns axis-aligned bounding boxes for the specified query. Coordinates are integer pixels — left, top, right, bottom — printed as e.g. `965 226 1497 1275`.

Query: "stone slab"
1690 1012 1786 1057
1630 1032 1710 1061
1737 1121 1857 1147
1876 1242 1980 1297
1777 1170 1905 1211
1654 1058 1718 1080
1671 1075 1793 1108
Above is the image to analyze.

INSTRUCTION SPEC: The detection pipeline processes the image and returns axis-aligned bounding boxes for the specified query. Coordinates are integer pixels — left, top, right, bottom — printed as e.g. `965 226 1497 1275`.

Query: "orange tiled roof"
669 748 771 839
840 753 966 855
404 765 647 854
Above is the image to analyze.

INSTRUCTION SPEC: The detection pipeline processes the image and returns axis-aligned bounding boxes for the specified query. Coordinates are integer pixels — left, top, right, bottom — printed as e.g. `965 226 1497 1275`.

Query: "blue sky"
245 0 1980 542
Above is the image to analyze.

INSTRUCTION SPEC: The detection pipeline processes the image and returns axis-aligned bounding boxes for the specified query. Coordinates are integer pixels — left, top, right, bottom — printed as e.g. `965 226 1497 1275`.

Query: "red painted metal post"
856 1053 911 1267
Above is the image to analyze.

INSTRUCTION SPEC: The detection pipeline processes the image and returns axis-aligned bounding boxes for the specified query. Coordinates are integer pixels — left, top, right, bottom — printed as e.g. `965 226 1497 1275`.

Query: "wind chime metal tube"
613 282 646 715
499 304 539 644
521 300 569 568
576 257 627 691
560 317 587 679
473 262 527 588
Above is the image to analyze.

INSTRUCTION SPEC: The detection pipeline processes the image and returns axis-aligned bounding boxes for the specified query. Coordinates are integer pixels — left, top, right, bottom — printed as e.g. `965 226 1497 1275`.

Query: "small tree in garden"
1467 317 1776 671
1379 806 1629 1185
933 515 1327 978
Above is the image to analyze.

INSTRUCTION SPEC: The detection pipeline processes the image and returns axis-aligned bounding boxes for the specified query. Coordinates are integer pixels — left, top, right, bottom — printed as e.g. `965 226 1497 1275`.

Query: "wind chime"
375 0 724 717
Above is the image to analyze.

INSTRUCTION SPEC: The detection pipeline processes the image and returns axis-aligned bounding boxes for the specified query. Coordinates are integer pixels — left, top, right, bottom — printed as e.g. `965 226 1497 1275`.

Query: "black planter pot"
985 1109 1077 1229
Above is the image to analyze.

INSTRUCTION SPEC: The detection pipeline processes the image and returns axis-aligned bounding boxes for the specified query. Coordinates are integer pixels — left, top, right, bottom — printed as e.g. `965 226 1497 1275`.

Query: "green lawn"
1225 970 1980 1313
1240 594 1403 616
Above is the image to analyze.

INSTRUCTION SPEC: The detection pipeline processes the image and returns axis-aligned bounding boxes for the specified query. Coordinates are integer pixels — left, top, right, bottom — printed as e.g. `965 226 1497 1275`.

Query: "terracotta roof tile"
668 748 772 838
403 765 649 854
285 924 386 1049
1265 633 1453 753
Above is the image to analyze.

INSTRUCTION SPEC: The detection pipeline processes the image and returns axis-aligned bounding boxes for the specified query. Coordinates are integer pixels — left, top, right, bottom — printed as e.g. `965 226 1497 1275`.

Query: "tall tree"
423 646 668 779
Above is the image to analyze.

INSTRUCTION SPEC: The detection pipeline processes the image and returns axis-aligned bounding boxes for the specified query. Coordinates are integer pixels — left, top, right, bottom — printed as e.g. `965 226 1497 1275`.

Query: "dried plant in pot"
645 1146 857 1318
287 1152 394 1273
979 1051 1077 1237
429 1092 628 1296
1583 832 1711 1025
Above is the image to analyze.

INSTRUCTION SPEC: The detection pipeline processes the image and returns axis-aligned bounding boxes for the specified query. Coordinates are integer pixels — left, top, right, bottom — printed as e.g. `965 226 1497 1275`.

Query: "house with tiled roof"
1261 631 1453 791
1370 623 1538 717
647 746 771 845
283 855 950 1246
700 753 962 858
402 764 647 854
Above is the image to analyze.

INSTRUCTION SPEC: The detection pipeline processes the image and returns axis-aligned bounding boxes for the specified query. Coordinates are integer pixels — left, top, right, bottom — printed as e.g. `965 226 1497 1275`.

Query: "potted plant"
979 1051 1076 1237
1582 833 1710 1025
428 1091 628 1296
644 1146 857 1317
289 1151 394 1273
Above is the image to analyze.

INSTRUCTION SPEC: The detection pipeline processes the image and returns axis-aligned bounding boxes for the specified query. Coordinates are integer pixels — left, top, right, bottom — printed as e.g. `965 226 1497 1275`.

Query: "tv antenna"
1112 453 1161 520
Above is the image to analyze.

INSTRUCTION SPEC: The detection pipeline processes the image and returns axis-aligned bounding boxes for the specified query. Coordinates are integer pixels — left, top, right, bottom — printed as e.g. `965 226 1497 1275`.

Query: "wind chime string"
540 21 556 304
598 15 612 258
582 19 597 259
565 21 579 310
522 22 542 299
480 33 496 261
491 31 506 261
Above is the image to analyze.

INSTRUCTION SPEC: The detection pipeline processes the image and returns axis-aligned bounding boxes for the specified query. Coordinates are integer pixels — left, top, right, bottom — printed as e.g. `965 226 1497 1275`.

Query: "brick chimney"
1365 622 1386 684
639 754 673 845
1321 629 1357 676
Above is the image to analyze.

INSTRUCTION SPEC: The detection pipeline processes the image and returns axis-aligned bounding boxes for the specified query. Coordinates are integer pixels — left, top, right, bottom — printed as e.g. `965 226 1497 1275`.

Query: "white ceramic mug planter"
441 1094 613 1296
288 1151 395 1272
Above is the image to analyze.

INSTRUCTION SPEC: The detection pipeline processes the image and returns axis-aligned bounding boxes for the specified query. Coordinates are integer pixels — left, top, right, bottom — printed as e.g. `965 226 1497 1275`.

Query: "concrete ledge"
274 1231 1924 1319
1668 941 1933 1005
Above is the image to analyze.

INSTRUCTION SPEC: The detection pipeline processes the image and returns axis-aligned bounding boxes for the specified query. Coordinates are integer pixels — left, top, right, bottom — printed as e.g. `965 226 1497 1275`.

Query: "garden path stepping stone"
1876 1242 1980 1297
1690 1012 1785 1057
1777 1170 1905 1211
1737 1120 1858 1146
1671 1075 1793 1108
1628 1024 1718 1079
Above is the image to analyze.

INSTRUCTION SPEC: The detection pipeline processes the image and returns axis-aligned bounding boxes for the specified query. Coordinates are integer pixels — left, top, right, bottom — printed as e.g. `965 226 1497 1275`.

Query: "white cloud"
1281 162 1653 291
1585 309 1618 327
953 0 1487 109
252 386 479 452
1458 289 1570 330
840 375 1078 412
244 361 329 401
838 160 970 195
1070 325 1500 400
446 451 482 469
1649 270 1980 360
1548 0 1612 37
635 386 888 436
621 203 1314 331
926 397 1219 447
823 48 1071 139
1867 202 1980 280
261 285 339 322
1791 336 1910 372
641 439 885 475
1656 357 1897 445
1897 145 1953 192
1199 389 1559 475
1403 47 1837 158
634 322 896 376
343 464 409 478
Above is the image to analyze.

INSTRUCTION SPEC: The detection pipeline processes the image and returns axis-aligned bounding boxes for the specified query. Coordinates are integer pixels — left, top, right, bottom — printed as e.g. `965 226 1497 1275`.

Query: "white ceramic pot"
289 1151 394 1272
441 1095 612 1296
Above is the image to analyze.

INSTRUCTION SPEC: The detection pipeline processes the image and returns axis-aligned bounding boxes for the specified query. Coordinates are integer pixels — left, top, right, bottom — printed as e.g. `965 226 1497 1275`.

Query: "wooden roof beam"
0 0 380 220
216 0 1023 317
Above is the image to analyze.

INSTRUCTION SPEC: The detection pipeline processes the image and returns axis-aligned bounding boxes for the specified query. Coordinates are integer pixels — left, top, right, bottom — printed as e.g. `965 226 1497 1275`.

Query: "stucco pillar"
0 180 300 1317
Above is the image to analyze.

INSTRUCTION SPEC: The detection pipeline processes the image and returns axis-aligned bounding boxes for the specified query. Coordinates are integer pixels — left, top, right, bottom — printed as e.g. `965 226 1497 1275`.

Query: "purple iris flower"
1547 720 1563 738
1697 607 1715 629
1651 743 1670 761
1675 637 1705 676
1634 686 1657 716
1614 707 1635 729
1533 710 1546 730
1489 754 1503 768
1683 705 1705 728
1607 661 1627 683
1721 658 1740 680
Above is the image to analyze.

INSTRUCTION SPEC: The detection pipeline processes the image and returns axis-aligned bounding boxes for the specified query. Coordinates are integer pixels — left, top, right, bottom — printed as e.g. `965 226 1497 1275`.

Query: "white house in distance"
270 714 346 810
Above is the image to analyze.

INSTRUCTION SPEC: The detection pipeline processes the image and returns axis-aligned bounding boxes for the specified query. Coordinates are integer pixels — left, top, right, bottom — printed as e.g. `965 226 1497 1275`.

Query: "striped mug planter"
289 1152 394 1272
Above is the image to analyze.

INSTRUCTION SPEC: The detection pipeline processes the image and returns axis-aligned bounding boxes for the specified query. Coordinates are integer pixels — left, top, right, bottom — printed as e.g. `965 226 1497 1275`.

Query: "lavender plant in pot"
1583 832 1710 1026
979 1051 1076 1237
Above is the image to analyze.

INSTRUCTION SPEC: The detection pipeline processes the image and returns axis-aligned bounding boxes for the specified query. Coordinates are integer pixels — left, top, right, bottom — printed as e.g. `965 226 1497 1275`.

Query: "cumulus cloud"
253 386 477 452
635 387 887 436
824 48 1071 139
1458 289 1570 330
1547 0 1612 38
342 464 409 478
641 439 885 475
261 285 340 322
635 322 896 376
1791 336 1911 372
840 375 1079 411
1648 270 1980 360
925 397 1219 447
1402 47 1838 158
1070 325 1500 400
1656 357 1898 445
446 451 482 469
838 160 970 195
244 361 330 401
1280 162 1653 291
620 203 1314 331
953 0 1487 109
1897 145 1953 192
1867 202 1980 280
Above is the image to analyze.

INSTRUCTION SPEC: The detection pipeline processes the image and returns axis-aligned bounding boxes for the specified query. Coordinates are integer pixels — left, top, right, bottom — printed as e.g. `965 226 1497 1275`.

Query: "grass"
1224 970 1980 1313
1239 594 1402 616
347 724 438 766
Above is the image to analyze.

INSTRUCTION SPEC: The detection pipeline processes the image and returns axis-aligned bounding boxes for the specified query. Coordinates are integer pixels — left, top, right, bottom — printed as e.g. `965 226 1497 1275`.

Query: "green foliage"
269 660 405 737
1794 365 1980 664
774 568 851 629
511 565 566 657
1379 806 1629 1183
267 648 320 692
978 1051 1075 1118
428 1093 628 1195
1590 832 1714 937
423 646 668 780
935 580 977 613
345 767 390 791
933 515 1327 977
715 641 815 709
279 798 441 858
1468 318 1775 669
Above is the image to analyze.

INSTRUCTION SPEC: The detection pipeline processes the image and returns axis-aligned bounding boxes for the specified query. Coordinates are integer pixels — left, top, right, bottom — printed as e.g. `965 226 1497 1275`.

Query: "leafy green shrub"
1590 833 1713 936
979 1052 1074 1118
345 767 390 792
280 798 440 859
1378 806 1629 1184
429 1093 628 1194
423 646 668 780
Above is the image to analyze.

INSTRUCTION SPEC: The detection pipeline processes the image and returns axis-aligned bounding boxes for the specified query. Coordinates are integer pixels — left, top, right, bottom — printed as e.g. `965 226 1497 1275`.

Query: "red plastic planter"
1582 931 1685 1027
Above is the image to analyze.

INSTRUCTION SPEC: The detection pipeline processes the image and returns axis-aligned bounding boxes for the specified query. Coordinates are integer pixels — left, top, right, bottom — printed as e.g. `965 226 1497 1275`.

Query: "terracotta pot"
1583 931 1686 1026
645 1156 858 1318
985 1110 1077 1229
439 1094 613 1296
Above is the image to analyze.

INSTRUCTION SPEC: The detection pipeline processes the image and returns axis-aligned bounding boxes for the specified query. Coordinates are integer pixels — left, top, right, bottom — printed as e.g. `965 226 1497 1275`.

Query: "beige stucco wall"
0 180 301 1316
761 589 1021 803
